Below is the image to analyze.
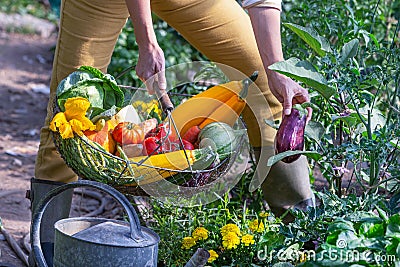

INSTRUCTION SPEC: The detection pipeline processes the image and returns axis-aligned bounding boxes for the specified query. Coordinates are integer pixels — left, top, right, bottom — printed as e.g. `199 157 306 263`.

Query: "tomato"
112 122 145 145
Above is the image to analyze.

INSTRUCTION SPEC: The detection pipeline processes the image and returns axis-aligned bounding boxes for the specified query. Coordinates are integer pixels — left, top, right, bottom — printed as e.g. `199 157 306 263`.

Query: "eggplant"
275 107 307 163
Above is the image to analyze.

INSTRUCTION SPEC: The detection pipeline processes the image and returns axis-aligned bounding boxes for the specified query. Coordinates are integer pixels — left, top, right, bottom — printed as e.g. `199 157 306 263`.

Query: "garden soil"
0 30 125 267
0 28 332 267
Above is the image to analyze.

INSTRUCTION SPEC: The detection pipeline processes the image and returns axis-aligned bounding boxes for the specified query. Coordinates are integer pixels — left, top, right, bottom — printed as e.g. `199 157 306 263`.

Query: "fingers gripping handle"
153 81 174 114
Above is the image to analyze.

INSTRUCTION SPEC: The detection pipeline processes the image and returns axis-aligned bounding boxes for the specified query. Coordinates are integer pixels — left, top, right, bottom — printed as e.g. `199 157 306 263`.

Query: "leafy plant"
270 2 399 196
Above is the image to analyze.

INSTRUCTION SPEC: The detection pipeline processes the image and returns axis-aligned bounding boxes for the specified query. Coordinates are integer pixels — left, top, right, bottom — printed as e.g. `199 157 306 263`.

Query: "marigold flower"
222 232 240 250
300 251 308 263
192 227 209 241
181 236 196 250
249 219 264 233
220 223 240 236
241 234 255 246
50 97 95 139
207 250 219 263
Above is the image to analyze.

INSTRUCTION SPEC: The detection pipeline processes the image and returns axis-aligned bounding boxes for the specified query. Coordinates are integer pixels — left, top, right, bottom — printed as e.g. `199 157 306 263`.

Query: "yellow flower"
50 112 73 139
207 250 219 263
249 219 264 233
50 97 95 139
259 211 270 218
64 97 91 119
220 224 241 236
299 251 308 263
241 234 255 246
222 232 240 250
181 236 196 250
192 227 209 241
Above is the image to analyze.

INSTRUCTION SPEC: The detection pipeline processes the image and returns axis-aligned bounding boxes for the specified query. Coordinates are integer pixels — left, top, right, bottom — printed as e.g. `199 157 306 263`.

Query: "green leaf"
264 119 280 130
57 81 105 111
268 58 336 99
283 23 332 56
386 214 400 238
328 219 356 233
359 222 385 238
339 39 359 64
267 150 322 166
344 211 383 224
331 110 364 128
305 120 325 141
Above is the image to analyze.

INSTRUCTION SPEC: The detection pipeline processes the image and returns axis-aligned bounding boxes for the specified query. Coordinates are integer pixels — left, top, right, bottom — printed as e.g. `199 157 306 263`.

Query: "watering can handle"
31 180 146 267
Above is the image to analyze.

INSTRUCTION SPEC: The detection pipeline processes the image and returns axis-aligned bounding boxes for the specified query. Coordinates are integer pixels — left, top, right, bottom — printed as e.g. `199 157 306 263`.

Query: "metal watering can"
31 180 160 267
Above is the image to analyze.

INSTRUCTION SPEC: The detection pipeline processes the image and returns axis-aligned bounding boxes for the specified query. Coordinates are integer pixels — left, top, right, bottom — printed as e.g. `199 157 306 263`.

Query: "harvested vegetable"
129 147 217 185
56 66 125 119
170 72 258 136
198 122 243 159
84 120 117 154
275 105 307 163
182 125 201 145
112 122 145 145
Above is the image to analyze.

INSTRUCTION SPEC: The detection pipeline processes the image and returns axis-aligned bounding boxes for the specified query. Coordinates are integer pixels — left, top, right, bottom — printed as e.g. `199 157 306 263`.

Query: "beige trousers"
35 0 312 210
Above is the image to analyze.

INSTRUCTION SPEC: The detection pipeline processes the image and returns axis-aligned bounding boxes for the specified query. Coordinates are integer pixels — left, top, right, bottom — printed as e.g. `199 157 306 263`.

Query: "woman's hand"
267 69 312 121
125 0 167 93
136 43 167 94
247 6 312 120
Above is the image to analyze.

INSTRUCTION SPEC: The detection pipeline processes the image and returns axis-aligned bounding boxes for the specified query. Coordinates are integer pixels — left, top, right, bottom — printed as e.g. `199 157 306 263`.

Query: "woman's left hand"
267 70 312 121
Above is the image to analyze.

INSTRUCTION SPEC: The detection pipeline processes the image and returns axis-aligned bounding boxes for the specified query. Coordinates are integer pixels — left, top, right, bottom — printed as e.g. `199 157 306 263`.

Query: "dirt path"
0 29 55 266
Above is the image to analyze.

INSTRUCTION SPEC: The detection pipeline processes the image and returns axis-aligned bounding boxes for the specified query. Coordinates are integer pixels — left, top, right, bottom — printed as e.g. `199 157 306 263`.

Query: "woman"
29 0 314 265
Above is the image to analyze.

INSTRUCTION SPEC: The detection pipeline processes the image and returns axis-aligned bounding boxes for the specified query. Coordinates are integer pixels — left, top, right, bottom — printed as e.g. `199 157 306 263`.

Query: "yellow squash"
126 147 213 185
170 72 258 136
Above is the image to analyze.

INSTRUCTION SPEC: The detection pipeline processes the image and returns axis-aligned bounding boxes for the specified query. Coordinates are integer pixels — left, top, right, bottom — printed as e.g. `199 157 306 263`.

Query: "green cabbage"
56 66 124 119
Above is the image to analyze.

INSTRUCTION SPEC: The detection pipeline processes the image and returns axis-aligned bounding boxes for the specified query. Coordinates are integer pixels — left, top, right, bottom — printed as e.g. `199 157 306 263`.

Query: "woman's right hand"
125 0 167 93
136 43 167 94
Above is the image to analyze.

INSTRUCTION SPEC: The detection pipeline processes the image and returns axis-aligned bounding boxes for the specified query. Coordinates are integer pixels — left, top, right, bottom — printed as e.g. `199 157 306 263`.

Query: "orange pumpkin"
84 120 117 154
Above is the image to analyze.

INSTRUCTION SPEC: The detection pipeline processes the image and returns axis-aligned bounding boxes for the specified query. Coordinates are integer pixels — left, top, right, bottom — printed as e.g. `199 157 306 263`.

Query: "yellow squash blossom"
220 223 241 236
192 227 209 241
50 97 95 139
207 250 219 263
241 234 255 246
222 232 240 250
181 236 196 250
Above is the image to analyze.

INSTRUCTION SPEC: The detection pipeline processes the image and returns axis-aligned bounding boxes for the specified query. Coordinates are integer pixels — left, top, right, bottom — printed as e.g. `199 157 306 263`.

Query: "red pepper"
180 139 195 150
145 123 169 140
142 136 163 155
182 125 201 144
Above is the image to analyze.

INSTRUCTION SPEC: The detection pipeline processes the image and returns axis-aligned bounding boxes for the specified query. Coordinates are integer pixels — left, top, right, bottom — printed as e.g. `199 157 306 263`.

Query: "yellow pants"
35 0 282 183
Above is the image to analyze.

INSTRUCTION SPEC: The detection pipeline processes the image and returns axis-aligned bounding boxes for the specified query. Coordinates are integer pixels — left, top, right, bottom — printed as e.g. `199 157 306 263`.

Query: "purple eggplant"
275 107 307 163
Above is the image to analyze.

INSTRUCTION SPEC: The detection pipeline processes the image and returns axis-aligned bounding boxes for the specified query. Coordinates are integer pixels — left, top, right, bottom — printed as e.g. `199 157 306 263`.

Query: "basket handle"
154 81 174 114
32 180 146 267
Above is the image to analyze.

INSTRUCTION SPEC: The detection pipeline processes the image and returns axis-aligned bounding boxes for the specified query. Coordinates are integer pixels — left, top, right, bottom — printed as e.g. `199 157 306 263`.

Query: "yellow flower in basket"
50 97 96 139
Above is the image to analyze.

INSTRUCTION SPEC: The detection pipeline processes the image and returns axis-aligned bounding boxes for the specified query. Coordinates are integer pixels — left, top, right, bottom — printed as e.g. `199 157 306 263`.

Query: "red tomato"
112 122 145 145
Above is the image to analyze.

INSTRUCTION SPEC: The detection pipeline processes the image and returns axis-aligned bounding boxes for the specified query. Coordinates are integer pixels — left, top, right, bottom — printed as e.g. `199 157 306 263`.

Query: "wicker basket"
52 94 247 196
